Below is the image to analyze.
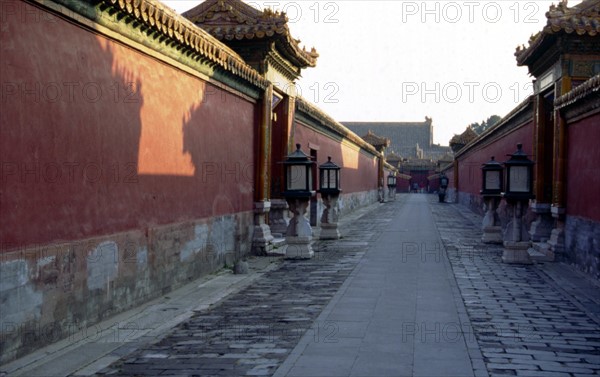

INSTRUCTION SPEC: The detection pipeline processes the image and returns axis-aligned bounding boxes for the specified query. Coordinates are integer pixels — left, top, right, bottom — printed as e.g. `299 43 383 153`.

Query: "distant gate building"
342 118 452 160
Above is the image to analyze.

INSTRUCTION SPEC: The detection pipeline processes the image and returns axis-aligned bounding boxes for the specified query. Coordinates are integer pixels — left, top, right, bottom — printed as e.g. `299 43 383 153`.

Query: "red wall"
293 122 378 193
409 170 433 192
567 113 600 221
0 0 256 250
456 122 534 196
444 169 455 189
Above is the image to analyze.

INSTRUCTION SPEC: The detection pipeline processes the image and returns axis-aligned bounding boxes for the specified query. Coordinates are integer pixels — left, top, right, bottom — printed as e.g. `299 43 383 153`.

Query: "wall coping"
34 0 269 94
453 96 534 160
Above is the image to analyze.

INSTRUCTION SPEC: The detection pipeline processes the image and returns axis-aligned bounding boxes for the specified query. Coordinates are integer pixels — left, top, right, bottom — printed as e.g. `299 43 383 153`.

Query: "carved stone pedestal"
502 200 532 264
320 194 340 240
252 201 274 255
269 199 290 237
529 203 553 242
483 226 503 244
502 241 533 264
482 196 502 244
548 222 566 255
547 206 566 256
284 198 313 259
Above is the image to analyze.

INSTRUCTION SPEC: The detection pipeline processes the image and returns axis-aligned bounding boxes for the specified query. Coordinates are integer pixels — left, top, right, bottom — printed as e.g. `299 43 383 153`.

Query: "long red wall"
567 113 600 222
293 122 378 193
0 0 256 250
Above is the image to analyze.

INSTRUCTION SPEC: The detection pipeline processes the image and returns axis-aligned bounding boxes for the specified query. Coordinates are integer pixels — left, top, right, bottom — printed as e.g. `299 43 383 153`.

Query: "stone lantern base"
320 223 340 240
482 226 503 244
284 197 314 259
482 196 502 244
319 193 340 240
251 201 274 255
502 241 533 264
284 236 314 259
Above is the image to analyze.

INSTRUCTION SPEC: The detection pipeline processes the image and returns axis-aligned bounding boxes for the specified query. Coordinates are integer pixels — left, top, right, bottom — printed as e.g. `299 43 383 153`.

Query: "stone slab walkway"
274 194 479 377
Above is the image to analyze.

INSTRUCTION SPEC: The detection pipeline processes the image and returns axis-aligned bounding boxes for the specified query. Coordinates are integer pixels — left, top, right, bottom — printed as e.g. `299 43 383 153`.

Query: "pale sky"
163 0 573 145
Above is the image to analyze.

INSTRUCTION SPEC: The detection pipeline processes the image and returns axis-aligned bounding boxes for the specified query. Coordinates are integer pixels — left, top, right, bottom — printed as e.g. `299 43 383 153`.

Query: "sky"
162 0 574 145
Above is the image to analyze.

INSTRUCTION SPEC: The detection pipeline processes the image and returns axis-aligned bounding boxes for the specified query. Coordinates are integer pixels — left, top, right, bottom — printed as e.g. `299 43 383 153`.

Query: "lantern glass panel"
509 166 529 192
288 165 307 190
485 171 501 190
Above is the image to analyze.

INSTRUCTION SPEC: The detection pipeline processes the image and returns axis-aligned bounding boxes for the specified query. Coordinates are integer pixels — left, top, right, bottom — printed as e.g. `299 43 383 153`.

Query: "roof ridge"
184 0 317 68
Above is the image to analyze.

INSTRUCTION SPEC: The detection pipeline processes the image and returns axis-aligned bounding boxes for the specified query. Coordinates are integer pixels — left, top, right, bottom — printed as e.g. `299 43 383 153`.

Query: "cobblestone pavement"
97 202 399 376
430 197 600 377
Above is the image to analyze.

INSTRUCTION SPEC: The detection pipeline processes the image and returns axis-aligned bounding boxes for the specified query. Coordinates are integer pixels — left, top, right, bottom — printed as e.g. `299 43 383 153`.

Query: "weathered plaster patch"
180 224 209 261
209 216 236 255
37 256 56 268
87 241 119 290
0 260 43 326
0 259 28 291
136 246 148 269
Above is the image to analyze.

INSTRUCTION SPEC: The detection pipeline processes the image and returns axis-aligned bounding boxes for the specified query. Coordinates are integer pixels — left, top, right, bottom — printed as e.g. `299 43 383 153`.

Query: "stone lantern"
501 143 535 264
439 172 449 203
480 156 503 244
387 172 397 201
282 144 315 259
318 156 342 240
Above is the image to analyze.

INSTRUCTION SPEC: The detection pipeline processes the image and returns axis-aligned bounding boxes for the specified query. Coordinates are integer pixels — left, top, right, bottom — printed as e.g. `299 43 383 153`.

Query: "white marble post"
320 194 340 240
502 200 532 264
268 199 290 237
285 198 314 259
252 201 274 255
482 196 502 244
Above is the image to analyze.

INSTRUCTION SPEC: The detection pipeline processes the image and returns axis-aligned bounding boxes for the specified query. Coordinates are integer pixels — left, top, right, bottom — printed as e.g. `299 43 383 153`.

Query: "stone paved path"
95 194 600 377
430 197 600 377
97 202 397 376
274 194 477 377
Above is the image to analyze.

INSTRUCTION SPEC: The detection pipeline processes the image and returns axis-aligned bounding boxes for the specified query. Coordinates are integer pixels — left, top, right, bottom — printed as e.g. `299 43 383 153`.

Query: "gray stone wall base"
0 211 254 364
564 216 600 280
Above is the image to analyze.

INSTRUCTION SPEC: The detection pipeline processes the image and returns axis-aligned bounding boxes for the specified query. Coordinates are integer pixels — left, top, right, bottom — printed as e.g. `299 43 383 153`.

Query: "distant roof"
516 0 600 66
342 117 432 130
449 127 478 153
362 131 391 151
386 152 402 161
184 0 318 69
342 118 451 160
